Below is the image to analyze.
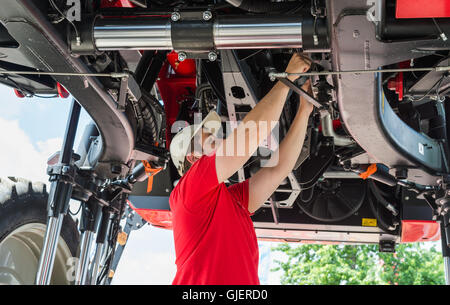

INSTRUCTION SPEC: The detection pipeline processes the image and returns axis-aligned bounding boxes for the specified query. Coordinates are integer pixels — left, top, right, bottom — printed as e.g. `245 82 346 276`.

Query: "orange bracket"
141 160 163 193
359 164 378 180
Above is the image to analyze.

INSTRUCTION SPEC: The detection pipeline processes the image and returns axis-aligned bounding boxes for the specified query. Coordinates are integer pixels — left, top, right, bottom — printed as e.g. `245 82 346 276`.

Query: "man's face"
201 129 218 156
187 128 220 165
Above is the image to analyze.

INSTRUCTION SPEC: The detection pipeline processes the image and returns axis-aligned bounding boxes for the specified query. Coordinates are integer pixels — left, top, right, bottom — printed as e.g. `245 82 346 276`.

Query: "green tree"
271 243 445 285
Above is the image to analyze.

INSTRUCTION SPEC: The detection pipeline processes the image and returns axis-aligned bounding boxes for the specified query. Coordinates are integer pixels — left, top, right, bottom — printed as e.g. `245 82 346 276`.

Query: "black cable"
409 75 445 102
69 201 83 216
368 180 399 216
367 186 395 232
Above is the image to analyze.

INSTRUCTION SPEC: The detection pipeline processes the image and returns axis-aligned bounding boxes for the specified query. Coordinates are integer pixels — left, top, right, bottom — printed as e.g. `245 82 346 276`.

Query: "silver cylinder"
75 231 95 285
445 257 450 285
93 16 302 51
321 112 355 147
90 242 104 285
35 215 64 285
94 17 172 50
213 16 302 49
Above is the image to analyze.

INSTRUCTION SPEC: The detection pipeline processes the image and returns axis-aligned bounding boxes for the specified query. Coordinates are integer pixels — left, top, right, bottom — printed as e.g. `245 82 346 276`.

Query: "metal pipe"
445 257 450 285
213 16 302 49
321 112 355 146
94 17 172 50
35 215 64 285
90 242 104 285
93 16 303 51
75 230 95 285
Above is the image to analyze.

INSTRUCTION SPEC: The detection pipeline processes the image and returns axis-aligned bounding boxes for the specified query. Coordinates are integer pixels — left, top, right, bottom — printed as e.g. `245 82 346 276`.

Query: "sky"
0 84 285 285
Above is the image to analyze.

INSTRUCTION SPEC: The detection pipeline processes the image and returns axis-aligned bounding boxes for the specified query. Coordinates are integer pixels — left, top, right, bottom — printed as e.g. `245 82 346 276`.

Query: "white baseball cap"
170 111 222 176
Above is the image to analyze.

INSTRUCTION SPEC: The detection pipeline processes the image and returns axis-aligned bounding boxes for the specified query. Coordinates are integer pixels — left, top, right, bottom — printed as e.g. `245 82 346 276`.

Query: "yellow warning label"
362 218 377 227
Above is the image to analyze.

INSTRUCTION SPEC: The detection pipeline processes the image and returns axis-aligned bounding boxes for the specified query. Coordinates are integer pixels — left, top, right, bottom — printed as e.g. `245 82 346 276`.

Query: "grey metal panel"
128 195 171 210
327 0 450 185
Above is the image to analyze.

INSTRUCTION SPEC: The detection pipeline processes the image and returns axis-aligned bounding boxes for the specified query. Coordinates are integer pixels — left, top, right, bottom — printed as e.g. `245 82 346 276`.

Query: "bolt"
352 30 360 38
171 12 181 22
202 10 212 21
62 166 70 173
178 52 187 62
208 51 217 62
404 196 409 201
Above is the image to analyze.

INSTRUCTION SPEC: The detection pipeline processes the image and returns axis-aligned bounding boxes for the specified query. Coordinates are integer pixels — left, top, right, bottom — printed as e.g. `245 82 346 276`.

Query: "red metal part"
100 0 136 8
387 72 404 101
14 89 25 98
166 51 197 76
318 119 342 133
387 61 410 101
57 83 70 98
400 220 441 243
128 200 173 229
156 53 197 147
396 0 450 18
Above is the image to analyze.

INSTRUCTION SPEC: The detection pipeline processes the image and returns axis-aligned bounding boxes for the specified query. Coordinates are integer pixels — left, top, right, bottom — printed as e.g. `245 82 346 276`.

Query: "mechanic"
169 53 313 285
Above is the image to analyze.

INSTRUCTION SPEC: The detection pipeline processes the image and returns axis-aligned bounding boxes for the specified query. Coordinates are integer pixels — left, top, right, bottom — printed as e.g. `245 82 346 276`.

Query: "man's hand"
285 53 312 82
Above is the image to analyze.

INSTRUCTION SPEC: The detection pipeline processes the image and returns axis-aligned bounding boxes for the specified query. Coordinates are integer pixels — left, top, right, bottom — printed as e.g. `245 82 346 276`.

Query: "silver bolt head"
178 52 187 62
203 11 212 21
171 12 181 22
352 30 360 38
208 51 217 62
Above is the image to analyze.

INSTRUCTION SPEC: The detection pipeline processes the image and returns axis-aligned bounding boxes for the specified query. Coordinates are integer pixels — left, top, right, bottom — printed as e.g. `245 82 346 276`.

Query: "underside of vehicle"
0 0 450 284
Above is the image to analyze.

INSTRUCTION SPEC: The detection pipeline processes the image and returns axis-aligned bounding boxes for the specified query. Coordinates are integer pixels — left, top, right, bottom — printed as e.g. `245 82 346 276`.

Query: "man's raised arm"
215 54 311 184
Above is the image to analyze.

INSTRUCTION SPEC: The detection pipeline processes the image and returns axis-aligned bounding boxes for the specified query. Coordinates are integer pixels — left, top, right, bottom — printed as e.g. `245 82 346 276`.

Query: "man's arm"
248 80 314 214
215 54 311 184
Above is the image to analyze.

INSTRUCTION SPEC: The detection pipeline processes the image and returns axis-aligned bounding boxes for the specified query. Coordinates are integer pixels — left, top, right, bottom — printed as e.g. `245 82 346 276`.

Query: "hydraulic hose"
368 180 399 216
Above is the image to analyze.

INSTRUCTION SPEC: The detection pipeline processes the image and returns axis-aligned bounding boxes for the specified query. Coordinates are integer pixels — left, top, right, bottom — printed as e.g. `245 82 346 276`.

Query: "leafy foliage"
271 243 445 285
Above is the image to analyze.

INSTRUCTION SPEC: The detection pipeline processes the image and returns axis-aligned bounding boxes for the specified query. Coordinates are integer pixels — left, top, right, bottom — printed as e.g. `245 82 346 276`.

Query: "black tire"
0 177 79 284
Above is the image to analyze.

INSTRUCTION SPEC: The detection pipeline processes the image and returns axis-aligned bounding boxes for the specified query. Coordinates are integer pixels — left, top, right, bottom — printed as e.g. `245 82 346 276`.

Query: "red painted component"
387 61 410 101
14 89 25 98
128 200 173 230
396 0 450 18
156 56 197 147
57 83 70 98
400 220 441 243
387 72 404 101
100 0 135 8
318 119 342 133
166 51 197 76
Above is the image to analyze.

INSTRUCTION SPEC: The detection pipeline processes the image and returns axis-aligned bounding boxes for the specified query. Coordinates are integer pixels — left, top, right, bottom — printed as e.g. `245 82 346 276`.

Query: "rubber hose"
368 180 399 216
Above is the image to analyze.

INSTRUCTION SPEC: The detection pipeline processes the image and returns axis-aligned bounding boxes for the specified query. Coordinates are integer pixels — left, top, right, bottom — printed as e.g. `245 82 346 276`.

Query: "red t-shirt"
169 153 260 285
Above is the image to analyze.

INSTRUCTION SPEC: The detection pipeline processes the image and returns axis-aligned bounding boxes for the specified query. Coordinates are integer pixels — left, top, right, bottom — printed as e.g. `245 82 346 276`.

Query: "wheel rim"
0 223 74 285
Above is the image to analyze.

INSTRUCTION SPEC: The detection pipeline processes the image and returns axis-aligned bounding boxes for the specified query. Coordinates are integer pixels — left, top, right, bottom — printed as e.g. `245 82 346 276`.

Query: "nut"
208 51 217 62
178 52 187 62
171 12 181 22
202 11 212 21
